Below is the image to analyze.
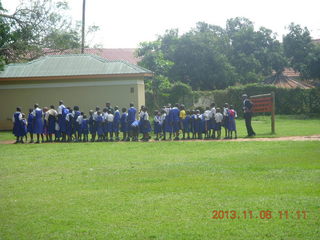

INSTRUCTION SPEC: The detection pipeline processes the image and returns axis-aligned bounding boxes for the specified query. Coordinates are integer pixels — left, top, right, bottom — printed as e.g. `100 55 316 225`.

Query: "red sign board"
250 92 275 133
251 96 273 113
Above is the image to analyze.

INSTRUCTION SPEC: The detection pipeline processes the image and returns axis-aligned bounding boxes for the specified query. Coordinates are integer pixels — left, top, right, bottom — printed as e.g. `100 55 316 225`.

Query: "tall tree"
283 23 318 79
0 0 99 64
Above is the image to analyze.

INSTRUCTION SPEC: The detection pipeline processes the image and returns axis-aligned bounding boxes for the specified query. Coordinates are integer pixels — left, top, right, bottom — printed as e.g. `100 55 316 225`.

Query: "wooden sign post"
250 92 276 134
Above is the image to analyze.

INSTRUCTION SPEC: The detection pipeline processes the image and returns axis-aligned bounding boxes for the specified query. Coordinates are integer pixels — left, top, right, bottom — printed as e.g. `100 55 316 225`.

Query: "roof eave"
0 72 153 82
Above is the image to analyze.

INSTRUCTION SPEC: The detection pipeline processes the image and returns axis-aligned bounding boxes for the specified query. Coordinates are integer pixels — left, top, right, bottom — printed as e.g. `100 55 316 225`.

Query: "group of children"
153 103 237 141
12 101 237 143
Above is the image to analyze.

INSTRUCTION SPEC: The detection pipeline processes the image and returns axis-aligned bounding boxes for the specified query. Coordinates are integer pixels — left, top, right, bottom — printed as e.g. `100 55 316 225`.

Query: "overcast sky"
2 0 320 48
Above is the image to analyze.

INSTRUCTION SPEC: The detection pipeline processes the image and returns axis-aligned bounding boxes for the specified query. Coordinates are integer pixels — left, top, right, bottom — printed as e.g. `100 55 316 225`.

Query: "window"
130 87 134 93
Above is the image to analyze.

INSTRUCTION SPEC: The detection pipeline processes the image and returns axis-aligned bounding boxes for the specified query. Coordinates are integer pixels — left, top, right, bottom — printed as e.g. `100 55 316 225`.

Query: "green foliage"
168 81 192 104
0 0 99 64
138 17 293 91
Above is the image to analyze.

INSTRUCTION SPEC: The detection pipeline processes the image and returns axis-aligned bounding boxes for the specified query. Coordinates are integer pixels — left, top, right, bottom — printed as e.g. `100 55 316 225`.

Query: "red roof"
43 48 141 65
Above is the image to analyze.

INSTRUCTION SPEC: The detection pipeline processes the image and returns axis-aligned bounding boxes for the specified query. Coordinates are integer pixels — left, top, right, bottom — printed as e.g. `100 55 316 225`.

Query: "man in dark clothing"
242 94 256 137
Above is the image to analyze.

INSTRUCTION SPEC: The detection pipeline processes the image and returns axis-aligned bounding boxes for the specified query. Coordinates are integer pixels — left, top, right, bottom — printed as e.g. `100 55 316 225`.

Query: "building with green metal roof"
0 54 153 130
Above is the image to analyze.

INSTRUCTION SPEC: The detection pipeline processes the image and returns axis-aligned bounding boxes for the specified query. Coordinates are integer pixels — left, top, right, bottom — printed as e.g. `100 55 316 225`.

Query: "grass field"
1 115 320 142
1 140 319 239
0 115 319 239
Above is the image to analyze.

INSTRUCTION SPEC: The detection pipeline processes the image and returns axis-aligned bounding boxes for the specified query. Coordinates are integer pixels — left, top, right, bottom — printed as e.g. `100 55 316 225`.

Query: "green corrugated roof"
0 54 152 78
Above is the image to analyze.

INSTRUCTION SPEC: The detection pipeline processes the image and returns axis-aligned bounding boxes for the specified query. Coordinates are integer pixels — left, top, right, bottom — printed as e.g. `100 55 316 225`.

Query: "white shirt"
76 115 83 124
102 112 108 121
164 107 171 115
215 113 223 123
210 107 216 118
45 109 58 121
93 111 99 121
58 104 65 114
204 110 211 120
160 113 166 123
143 112 149 120
223 107 229 117
107 114 114 122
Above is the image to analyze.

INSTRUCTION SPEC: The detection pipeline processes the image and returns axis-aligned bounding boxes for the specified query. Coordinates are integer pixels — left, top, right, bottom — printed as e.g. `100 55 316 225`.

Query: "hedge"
146 84 320 115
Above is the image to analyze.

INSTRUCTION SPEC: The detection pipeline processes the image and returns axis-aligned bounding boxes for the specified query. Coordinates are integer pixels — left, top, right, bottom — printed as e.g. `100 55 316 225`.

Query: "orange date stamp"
211 210 308 220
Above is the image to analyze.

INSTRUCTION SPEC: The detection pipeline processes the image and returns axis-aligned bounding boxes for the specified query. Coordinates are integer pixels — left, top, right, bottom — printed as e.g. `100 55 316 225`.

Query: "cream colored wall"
0 78 145 130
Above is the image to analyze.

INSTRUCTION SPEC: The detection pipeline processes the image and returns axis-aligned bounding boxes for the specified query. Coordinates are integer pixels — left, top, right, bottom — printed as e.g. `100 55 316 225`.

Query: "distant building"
44 48 141 65
0 54 152 130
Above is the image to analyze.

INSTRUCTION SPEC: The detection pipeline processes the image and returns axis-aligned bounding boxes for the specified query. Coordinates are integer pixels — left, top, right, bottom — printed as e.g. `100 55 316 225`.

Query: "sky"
2 0 320 48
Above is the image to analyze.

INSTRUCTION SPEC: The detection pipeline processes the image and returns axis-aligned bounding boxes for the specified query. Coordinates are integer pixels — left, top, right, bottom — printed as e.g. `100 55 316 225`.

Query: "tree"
0 0 99 65
226 17 286 84
283 23 320 79
170 22 236 90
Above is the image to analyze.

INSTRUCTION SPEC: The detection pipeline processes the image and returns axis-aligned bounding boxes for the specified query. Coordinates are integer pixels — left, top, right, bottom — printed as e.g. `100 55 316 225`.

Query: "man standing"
242 94 255 137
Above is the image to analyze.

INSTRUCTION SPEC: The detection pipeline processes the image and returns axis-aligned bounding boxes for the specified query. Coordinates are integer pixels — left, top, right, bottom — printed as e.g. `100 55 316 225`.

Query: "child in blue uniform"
182 111 191 140
88 110 95 142
12 107 23 143
81 114 89 142
153 111 162 141
27 108 34 143
171 104 180 140
96 111 104 142
32 104 44 143
140 106 151 141
73 106 81 141
190 110 196 139
214 108 223 139
113 106 121 141
120 108 128 141
127 103 137 141
21 113 28 142
130 120 140 141
46 105 57 142
228 105 237 139
106 110 114 141
102 108 108 141
223 103 229 139
65 107 74 142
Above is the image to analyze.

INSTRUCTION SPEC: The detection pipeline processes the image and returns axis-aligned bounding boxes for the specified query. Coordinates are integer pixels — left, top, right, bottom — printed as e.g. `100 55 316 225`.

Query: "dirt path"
1 135 320 145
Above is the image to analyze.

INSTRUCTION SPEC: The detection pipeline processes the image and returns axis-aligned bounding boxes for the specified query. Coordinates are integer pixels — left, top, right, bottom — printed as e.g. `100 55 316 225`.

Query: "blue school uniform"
113 110 120 133
60 107 69 133
170 107 180 132
102 113 108 134
183 115 191 132
88 115 95 135
194 114 201 133
165 112 172 133
127 107 136 125
154 116 162 134
228 109 237 131
21 119 27 136
66 113 73 136
27 113 34 133
140 112 151 133
96 115 104 136
73 110 81 134
107 120 114 133
120 113 128 133
190 114 196 133
33 108 44 134
81 119 89 135
200 115 206 133
48 114 56 134
13 112 22 137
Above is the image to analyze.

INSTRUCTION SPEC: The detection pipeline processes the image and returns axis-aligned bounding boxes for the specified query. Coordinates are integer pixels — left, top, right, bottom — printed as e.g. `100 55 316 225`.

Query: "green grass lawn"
0 141 319 239
2 114 320 142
